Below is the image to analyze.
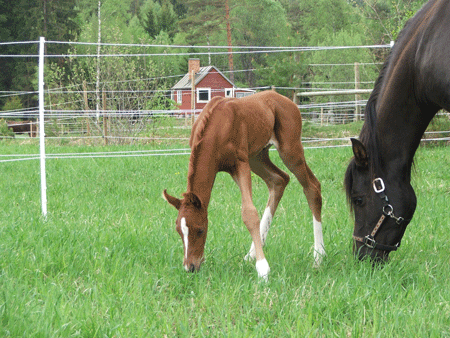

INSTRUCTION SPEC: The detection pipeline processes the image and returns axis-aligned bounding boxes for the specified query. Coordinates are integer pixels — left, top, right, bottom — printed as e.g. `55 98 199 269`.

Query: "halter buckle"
363 236 376 249
373 178 385 194
383 204 405 224
383 204 393 216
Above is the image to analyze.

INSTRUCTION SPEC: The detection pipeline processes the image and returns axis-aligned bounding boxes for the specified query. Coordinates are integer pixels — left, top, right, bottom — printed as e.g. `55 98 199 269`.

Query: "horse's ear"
163 189 181 210
184 192 202 209
351 138 368 168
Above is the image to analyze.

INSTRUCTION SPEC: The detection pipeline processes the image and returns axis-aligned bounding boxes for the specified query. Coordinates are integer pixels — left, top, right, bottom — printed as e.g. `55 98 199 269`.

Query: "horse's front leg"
232 161 270 280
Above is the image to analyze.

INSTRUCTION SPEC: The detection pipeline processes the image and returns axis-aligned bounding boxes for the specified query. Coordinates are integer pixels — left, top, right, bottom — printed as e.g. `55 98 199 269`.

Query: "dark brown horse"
345 0 450 261
6 120 37 137
164 90 324 279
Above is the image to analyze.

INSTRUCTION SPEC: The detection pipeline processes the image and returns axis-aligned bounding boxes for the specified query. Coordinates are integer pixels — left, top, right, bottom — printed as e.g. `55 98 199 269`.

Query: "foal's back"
190 91 301 158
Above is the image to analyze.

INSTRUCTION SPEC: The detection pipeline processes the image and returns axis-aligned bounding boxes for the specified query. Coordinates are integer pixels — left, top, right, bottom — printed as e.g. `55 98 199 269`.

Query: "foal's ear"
163 189 182 210
184 192 202 209
351 138 368 168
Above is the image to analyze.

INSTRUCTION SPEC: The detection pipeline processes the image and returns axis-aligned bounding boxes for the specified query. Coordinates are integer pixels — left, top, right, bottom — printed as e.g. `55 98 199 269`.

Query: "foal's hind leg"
277 141 325 266
244 147 290 261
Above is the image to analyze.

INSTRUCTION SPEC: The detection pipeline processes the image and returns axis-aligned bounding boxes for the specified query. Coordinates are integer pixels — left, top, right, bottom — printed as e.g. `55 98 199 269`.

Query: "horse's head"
345 139 416 262
163 189 208 272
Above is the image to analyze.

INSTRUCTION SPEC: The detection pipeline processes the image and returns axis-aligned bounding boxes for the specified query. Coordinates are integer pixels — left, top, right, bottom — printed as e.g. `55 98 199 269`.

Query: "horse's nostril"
189 264 196 272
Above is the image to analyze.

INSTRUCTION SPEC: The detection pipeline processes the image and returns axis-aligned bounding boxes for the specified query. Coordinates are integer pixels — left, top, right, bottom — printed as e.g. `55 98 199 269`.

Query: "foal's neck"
186 142 218 209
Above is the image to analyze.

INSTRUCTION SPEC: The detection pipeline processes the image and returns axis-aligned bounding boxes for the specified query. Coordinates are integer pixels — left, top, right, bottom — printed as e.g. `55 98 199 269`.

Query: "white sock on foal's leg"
256 258 270 280
244 207 272 261
313 216 325 267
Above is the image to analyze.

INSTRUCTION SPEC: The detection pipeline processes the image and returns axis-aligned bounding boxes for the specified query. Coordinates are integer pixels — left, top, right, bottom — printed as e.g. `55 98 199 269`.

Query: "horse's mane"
344 57 390 207
187 97 227 188
345 13 416 203
346 0 441 207
189 96 225 149
359 5 423 175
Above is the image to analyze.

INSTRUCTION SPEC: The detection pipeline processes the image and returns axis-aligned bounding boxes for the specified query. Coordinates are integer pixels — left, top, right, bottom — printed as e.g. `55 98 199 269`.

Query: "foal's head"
163 190 208 272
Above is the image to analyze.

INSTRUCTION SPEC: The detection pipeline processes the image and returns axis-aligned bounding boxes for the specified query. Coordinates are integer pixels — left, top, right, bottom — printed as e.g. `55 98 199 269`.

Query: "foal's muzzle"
184 256 204 273
187 264 196 273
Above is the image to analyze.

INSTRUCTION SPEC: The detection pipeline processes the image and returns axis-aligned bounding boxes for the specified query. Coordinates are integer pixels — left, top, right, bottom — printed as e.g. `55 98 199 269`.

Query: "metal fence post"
39 36 47 217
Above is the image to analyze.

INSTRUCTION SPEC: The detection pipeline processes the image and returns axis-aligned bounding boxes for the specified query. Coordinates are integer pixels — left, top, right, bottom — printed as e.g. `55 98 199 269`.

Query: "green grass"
0 141 449 337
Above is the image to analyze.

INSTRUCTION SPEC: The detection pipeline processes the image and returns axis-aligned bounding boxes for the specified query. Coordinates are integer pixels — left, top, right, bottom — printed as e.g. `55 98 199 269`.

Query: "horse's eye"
353 197 364 206
197 229 204 236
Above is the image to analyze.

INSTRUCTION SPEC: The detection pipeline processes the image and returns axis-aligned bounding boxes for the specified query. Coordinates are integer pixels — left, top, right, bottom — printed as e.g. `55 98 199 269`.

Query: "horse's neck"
186 142 218 209
374 97 436 180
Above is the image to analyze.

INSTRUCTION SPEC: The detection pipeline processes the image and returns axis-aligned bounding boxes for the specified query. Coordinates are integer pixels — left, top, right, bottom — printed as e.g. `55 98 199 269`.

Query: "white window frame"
225 88 234 97
176 90 182 104
197 88 211 103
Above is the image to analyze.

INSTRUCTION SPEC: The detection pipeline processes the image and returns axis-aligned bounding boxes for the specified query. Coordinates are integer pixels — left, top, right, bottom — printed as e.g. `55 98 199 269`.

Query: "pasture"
0 140 449 337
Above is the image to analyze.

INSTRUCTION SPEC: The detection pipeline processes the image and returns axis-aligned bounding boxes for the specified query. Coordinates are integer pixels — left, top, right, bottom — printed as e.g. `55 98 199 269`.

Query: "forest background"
0 0 428 112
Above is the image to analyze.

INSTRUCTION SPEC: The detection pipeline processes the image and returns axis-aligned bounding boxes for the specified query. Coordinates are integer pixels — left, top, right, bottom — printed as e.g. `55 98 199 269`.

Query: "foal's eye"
353 197 364 206
197 229 205 236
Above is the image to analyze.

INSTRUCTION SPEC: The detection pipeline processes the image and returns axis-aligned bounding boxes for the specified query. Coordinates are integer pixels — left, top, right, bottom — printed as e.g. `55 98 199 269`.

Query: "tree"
0 0 13 108
142 1 159 38
141 0 177 39
352 0 428 47
0 0 80 109
178 0 228 44
231 0 289 87
304 29 379 116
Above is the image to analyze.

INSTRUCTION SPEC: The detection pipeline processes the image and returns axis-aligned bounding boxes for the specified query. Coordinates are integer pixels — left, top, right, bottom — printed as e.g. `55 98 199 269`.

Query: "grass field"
0 140 449 337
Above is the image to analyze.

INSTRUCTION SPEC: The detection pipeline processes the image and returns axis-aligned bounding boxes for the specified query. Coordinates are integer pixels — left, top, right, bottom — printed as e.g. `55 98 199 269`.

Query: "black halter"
353 178 406 252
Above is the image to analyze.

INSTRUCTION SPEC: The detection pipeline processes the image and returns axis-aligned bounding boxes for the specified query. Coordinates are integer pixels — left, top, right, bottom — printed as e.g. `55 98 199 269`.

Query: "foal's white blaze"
244 207 273 261
180 217 189 270
313 216 325 267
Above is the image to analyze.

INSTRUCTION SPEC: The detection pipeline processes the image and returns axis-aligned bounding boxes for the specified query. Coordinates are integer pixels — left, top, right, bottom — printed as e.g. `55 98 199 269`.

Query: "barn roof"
171 66 235 90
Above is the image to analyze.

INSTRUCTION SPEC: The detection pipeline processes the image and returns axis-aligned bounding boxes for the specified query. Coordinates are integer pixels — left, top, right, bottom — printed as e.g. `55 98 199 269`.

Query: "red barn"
171 59 254 112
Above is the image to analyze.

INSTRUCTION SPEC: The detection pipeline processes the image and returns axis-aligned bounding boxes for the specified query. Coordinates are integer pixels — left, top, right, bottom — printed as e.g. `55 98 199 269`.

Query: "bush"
0 119 15 138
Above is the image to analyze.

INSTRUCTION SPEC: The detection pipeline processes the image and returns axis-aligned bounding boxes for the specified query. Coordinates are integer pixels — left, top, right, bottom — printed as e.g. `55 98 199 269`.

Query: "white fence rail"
1 38 449 215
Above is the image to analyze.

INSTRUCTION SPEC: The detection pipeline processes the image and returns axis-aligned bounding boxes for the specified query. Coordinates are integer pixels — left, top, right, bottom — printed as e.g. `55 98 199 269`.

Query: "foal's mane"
187 97 227 190
189 96 226 149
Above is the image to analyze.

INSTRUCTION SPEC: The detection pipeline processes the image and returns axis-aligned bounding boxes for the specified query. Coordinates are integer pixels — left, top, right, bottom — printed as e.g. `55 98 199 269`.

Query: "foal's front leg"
244 150 290 261
232 161 270 279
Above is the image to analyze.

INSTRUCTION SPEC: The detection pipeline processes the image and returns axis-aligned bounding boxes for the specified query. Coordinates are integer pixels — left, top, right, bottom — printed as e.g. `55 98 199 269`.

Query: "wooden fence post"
102 90 108 145
83 81 90 136
354 62 361 122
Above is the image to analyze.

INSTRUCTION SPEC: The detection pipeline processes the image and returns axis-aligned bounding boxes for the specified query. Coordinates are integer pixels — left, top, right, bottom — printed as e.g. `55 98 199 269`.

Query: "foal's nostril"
189 264 196 273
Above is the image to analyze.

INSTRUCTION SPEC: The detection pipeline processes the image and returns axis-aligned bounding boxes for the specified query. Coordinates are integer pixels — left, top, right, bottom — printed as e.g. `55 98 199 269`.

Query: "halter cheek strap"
353 178 406 252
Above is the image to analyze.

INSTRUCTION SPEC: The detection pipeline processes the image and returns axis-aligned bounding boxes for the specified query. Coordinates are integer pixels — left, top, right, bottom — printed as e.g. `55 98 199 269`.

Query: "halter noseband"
353 178 405 253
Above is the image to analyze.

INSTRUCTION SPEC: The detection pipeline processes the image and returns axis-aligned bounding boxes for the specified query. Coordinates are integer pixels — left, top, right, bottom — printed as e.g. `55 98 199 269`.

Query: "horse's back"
415 0 450 109
391 0 450 110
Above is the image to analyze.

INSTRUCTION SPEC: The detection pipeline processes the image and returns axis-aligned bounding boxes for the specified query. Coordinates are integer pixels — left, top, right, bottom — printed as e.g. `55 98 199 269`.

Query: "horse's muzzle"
184 257 204 273
353 240 390 264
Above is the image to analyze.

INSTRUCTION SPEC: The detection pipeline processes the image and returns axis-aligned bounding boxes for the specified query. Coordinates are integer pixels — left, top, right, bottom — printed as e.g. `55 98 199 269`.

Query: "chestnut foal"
164 91 324 279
